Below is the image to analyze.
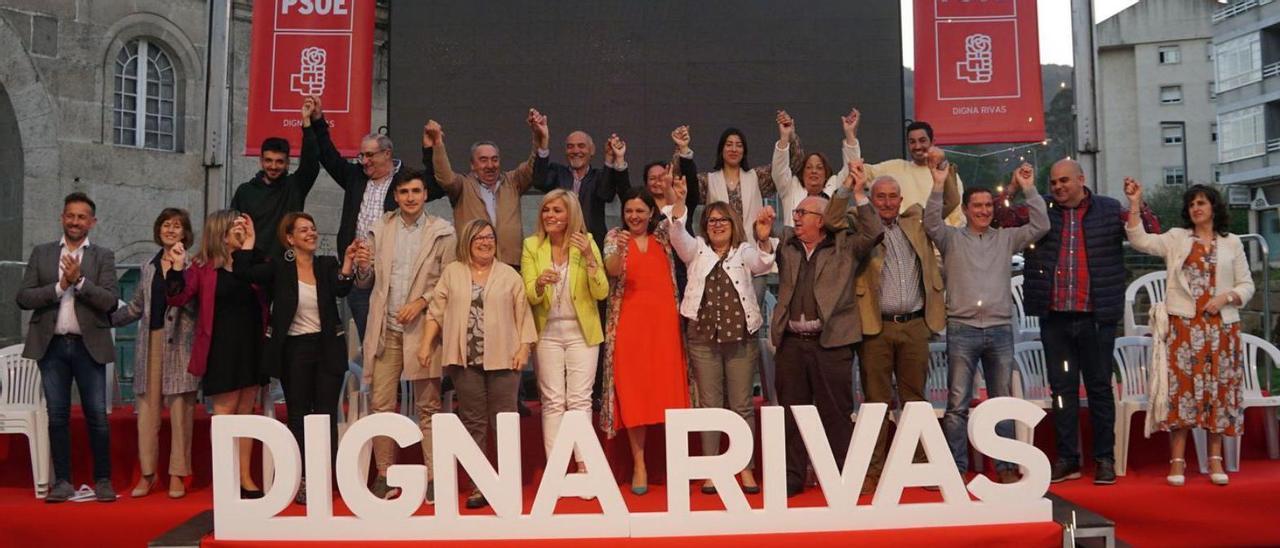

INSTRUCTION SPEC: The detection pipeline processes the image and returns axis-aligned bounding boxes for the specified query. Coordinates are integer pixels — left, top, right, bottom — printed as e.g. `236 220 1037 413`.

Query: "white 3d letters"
212 401 1053 541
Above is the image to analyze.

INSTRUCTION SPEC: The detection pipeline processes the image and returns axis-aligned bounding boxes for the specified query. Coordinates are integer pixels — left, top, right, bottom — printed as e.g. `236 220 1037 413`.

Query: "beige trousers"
137 330 196 477
369 330 441 477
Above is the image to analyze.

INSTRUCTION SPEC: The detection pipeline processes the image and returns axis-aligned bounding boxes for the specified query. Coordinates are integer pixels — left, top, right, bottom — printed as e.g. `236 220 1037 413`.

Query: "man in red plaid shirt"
993 159 1159 486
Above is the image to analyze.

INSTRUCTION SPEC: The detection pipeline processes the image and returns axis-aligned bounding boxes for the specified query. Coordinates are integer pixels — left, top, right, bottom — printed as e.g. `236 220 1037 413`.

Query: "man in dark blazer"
770 162 882 497
535 129 630 250
316 113 446 340
15 192 119 503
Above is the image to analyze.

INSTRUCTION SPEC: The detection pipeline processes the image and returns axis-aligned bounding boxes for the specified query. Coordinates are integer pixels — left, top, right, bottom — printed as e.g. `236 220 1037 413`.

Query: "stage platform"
1 403 1278 547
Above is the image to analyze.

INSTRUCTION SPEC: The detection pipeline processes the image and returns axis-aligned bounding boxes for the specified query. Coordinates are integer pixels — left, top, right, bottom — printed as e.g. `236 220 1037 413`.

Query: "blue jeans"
39 335 111 482
942 322 1016 472
347 285 372 343
1040 313 1117 465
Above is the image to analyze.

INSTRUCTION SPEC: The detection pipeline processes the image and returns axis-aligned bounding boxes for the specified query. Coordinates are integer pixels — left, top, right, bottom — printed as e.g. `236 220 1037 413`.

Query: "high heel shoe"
168 475 186 499
1208 456 1229 486
1166 458 1185 486
130 474 157 498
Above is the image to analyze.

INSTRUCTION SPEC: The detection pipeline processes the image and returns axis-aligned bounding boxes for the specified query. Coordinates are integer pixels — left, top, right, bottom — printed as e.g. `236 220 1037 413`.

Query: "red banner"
245 0 375 156
913 0 1044 144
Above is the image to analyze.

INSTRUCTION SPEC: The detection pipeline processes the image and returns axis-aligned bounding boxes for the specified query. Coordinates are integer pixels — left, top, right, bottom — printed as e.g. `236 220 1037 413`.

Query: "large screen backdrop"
389 1 904 226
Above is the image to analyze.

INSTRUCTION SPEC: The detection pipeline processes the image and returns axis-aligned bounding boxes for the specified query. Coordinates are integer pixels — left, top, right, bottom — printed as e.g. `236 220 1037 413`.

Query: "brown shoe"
996 469 1022 484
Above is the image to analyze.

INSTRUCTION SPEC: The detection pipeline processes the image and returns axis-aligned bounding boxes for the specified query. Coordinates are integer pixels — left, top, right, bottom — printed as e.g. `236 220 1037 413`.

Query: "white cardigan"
771 142 852 227
1125 224 1255 324
664 206 776 334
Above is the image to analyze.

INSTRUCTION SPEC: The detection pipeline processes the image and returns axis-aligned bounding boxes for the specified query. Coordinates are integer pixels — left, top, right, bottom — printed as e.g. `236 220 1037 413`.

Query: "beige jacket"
428 261 538 371
359 210 457 383
1126 225 1255 324
825 173 960 336
432 141 541 266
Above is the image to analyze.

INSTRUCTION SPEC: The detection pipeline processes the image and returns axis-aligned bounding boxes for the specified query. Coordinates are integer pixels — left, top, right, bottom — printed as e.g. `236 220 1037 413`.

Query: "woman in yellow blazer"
521 189 609 470
420 219 537 509
1125 179 1255 487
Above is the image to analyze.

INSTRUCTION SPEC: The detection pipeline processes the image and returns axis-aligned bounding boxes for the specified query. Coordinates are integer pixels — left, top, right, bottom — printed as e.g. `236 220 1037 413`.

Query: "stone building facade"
0 0 390 345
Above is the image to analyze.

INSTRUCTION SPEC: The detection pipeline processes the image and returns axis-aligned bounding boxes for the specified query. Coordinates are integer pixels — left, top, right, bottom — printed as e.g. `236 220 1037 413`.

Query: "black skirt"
202 269 267 396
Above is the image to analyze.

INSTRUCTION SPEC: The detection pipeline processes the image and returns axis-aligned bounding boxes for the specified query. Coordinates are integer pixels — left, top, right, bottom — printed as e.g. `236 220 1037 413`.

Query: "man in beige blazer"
825 169 959 494
425 109 550 267
355 169 457 502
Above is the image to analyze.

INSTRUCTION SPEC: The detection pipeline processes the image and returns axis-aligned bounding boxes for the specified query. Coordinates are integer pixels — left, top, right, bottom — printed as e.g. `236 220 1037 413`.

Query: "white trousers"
535 318 599 463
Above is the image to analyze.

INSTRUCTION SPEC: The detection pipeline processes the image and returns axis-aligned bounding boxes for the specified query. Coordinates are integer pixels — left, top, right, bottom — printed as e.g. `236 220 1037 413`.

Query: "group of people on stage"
17 95 1256 506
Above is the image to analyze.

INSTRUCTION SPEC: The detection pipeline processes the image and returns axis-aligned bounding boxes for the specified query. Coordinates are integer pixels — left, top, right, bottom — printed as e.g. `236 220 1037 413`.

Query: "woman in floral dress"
1125 180 1254 486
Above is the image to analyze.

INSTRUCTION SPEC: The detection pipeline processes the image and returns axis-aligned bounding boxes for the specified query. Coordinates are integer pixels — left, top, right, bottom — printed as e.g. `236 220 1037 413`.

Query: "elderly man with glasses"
770 159 882 498
317 121 447 339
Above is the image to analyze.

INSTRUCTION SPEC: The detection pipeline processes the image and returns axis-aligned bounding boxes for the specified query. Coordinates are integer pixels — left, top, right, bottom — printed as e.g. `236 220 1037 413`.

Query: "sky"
900 0 1141 68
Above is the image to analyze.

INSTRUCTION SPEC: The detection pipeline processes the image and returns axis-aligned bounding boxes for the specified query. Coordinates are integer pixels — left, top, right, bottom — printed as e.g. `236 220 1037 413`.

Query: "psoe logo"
290 47 327 97
956 34 993 84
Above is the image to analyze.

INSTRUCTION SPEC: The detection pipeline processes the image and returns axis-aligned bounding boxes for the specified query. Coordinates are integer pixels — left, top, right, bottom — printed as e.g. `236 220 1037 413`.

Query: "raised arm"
664 177 701 264
823 159 869 231
312 102 353 189
1008 163 1050 250
597 134 631 202
922 154 953 252
425 119 464 200
508 108 552 194
1121 177 1173 257
772 110 801 200
293 95 323 195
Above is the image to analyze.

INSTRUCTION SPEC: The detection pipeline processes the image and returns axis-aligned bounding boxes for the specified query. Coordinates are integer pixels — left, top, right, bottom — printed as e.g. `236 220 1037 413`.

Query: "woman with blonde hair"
167 209 268 498
111 208 200 498
1124 179 1254 487
420 219 537 508
521 189 608 472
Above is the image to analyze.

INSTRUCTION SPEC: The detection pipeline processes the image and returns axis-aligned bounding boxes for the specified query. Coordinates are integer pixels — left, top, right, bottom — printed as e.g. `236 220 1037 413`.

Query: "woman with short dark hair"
1125 180 1255 487
111 208 199 499
601 187 693 495
231 212 359 504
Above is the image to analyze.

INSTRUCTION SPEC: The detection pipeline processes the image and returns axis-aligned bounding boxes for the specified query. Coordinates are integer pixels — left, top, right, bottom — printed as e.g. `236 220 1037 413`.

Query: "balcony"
1215 0 1259 23
1266 61 1280 79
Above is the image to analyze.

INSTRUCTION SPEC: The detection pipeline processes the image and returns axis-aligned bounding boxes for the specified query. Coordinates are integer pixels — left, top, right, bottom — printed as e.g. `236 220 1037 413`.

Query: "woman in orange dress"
601 188 691 495
1125 181 1254 487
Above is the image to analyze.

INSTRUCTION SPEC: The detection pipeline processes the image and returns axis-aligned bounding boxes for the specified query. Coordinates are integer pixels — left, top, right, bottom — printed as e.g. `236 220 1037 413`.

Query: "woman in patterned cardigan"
111 208 200 499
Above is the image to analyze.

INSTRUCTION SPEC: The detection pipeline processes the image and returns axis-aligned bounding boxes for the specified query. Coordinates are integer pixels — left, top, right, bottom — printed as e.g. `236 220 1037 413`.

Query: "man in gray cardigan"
924 158 1048 484
15 192 120 502
772 160 882 497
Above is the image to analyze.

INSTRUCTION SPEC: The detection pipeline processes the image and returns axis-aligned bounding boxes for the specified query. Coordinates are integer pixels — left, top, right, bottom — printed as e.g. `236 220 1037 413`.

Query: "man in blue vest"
995 159 1159 486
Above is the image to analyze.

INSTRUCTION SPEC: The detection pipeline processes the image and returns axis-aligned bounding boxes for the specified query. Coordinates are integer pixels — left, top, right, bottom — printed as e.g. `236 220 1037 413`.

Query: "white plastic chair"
1111 336 1153 476
1122 271 1166 337
1193 333 1280 473
1011 341 1050 444
1010 275 1039 342
0 351 52 498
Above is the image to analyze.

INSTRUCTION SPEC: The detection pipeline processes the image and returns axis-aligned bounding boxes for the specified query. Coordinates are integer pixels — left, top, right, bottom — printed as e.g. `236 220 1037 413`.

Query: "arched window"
112 38 177 151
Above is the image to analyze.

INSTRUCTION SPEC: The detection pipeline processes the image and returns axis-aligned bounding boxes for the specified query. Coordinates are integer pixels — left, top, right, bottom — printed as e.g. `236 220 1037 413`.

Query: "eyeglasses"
706 217 732 227
471 234 497 242
358 149 387 159
792 208 823 219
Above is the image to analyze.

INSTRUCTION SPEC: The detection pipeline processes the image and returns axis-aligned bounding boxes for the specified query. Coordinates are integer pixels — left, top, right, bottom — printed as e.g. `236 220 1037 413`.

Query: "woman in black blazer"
231 212 358 505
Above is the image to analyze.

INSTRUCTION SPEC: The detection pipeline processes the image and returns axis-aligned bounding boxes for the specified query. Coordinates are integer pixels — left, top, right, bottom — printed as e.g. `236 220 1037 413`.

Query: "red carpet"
1 404 1278 547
